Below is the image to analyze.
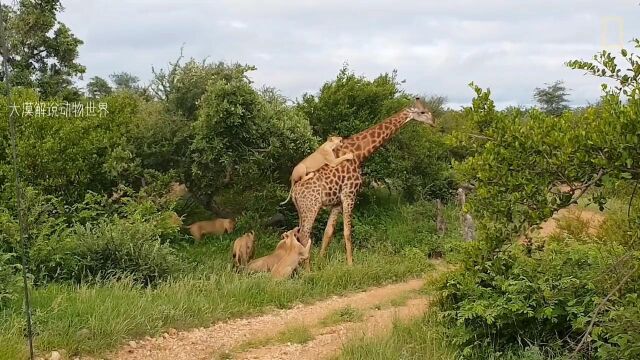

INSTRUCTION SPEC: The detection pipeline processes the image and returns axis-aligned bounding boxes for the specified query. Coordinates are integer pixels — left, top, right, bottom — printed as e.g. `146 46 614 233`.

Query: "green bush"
594 293 640 359
0 252 21 309
27 217 180 286
440 238 638 359
188 71 316 212
0 187 182 286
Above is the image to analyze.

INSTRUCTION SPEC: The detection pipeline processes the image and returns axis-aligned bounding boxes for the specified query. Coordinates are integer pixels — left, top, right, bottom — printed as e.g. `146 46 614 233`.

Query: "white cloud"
58 0 640 107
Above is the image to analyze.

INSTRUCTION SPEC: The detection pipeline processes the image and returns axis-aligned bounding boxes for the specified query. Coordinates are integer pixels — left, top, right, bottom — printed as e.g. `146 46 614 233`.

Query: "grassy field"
337 310 456 360
0 198 460 360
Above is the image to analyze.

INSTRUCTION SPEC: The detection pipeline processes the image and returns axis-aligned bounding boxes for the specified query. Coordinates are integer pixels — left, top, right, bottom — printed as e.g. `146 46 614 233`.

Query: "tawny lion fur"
188 218 235 242
232 231 256 268
271 227 311 279
280 136 353 204
247 228 297 273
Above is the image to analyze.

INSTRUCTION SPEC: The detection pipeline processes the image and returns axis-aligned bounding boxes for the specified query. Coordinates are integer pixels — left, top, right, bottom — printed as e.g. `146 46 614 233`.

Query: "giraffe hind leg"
319 206 341 258
298 201 321 270
341 193 356 266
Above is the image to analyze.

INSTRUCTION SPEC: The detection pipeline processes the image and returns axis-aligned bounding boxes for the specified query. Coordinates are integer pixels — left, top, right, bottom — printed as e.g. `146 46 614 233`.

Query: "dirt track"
101 261 450 360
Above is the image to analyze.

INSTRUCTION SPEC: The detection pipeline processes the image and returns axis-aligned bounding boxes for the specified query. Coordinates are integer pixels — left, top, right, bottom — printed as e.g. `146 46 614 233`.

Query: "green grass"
373 292 413 311
229 324 314 357
0 250 433 360
320 306 365 327
336 311 456 360
275 325 314 345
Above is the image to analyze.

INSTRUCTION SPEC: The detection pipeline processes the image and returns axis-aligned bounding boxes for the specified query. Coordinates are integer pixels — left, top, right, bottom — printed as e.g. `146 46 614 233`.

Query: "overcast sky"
59 0 640 108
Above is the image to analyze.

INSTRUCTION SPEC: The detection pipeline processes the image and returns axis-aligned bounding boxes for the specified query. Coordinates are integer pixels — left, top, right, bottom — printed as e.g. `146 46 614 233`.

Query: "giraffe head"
407 97 435 126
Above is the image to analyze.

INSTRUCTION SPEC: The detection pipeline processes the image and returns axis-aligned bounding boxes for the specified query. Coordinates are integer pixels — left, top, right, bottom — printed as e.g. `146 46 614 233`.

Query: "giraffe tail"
280 179 295 205
280 186 293 205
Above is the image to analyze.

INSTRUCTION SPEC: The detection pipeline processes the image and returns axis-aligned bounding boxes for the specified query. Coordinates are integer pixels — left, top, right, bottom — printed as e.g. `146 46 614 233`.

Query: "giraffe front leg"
341 195 356 266
320 206 341 258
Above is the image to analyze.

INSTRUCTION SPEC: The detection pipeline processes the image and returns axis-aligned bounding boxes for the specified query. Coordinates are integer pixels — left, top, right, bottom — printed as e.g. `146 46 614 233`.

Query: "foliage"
0 251 21 309
188 70 316 210
109 72 140 91
86 76 112 98
0 0 85 99
440 39 640 359
566 38 640 97
440 240 633 358
351 190 460 258
0 186 182 286
157 58 256 120
123 101 191 177
533 80 570 116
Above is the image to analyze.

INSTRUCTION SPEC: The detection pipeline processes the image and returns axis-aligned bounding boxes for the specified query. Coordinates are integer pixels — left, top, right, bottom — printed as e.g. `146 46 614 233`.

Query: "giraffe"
291 97 435 266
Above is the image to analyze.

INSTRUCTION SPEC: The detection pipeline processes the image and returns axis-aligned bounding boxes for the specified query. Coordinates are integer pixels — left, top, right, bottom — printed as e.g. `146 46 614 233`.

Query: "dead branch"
572 264 638 357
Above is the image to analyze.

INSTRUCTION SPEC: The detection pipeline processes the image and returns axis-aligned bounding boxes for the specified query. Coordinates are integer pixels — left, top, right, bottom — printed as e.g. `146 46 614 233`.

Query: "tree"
150 57 256 120
0 0 85 98
533 80 570 116
110 72 140 91
187 71 316 212
86 76 112 98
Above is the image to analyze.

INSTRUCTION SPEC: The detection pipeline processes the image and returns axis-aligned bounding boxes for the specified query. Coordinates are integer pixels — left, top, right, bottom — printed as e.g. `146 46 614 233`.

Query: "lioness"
271 227 311 279
232 231 256 268
280 136 353 204
188 218 235 242
247 228 296 273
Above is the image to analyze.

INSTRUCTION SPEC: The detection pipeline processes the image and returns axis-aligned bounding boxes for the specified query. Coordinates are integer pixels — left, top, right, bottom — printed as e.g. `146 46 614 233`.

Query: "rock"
128 340 137 348
264 213 286 227
76 328 91 340
50 351 61 360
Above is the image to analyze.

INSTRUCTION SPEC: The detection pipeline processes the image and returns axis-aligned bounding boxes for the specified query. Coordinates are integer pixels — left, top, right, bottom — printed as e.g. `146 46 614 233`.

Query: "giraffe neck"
342 109 412 162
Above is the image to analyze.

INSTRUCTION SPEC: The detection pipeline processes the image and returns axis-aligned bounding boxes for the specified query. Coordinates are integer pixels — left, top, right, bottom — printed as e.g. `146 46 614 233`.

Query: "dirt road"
104 262 449 360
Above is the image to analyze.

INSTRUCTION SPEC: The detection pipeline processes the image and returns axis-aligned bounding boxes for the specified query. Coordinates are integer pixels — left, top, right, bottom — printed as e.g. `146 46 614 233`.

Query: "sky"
58 0 640 108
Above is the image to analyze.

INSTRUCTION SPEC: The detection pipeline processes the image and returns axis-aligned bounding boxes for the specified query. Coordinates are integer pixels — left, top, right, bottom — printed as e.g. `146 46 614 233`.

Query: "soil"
96 261 450 360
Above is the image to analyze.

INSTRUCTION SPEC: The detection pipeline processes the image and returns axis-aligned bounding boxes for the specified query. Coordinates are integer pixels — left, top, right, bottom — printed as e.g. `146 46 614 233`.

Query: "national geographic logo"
600 16 624 49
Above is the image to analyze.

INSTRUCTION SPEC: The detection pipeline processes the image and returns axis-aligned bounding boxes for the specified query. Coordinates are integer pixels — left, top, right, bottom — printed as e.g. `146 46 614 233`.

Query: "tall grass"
337 311 456 360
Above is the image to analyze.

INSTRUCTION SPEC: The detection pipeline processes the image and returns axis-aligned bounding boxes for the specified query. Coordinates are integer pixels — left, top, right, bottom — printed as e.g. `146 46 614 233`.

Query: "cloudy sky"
59 0 640 108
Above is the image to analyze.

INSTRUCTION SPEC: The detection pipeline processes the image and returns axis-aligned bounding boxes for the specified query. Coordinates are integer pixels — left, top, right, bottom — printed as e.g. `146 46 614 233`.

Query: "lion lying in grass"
247 233 289 273
247 227 310 279
270 227 311 279
188 218 235 242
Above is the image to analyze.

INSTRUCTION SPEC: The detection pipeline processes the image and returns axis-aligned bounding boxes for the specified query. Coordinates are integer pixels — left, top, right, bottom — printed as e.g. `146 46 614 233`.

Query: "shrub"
0 187 182 286
188 72 316 213
594 293 640 359
440 239 635 359
0 252 21 309
29 217 180 286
